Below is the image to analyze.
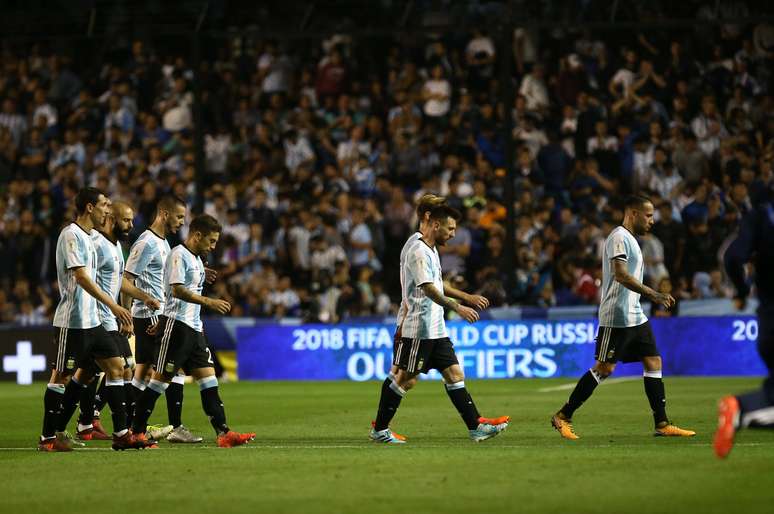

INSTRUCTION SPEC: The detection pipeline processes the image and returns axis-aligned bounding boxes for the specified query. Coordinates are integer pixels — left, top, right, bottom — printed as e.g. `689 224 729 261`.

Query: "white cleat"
166 425 203 443
469 422 508 442
146 424 174 440
369 428 406 444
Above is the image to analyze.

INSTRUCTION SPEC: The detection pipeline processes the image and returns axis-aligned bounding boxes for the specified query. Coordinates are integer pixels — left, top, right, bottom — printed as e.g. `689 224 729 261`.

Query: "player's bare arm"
120 276 161 311
612 259 674 309
74 266 133 331
421 282 479 323
171 283 231 315
443 280 489 310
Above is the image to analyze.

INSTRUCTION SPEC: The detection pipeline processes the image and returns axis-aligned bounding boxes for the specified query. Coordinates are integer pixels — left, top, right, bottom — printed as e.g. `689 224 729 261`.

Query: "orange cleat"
91 419 111 440
76 426 94 441
654 423 696 437
38 435 73 452
371 421 407 441
714 395 740 459
217 431 255 448
479 415 510 426
551 413 580 440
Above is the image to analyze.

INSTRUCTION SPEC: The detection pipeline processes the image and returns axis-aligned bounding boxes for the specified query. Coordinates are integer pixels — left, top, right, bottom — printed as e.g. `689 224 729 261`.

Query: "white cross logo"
3 341 46 385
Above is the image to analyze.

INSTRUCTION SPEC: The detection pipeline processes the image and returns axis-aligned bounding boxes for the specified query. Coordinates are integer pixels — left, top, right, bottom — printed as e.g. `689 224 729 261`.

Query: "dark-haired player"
130 215 255 447
551 195 695 439
370 204 509 443
39 188 144 451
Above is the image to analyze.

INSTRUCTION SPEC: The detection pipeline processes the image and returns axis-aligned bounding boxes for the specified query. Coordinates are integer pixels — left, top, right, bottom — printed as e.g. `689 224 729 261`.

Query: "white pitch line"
538 376 640 393
1 442 771 451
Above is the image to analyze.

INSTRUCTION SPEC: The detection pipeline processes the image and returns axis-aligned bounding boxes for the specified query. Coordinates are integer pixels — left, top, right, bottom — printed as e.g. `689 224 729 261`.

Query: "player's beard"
114 227 131 242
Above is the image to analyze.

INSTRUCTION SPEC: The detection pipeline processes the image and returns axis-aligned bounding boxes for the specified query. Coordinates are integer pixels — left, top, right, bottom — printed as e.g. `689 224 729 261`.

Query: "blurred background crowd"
1 0 772 324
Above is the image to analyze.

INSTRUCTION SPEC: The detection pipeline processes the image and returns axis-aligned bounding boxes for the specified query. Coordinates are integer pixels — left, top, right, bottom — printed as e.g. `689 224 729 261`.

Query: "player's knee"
643 356 662 372
593 362 615 378
403 376 418 391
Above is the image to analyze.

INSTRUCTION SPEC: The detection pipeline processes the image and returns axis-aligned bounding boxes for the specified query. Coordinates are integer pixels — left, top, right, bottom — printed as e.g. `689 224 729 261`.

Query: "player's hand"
143 296 161 311
455 304 480 323
111 304 132 327
147 322 160 336
733 296 747 311
206 298 232 315
119 319 134 337
652 292 675 309
465 294 490 310
204 267 218 284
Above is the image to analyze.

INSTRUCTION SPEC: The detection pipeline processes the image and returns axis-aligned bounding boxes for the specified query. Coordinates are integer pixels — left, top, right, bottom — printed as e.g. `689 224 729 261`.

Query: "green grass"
0 378 772 514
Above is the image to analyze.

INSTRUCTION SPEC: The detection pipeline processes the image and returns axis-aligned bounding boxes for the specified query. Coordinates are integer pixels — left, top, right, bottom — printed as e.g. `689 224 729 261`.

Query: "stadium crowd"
1 13 774 324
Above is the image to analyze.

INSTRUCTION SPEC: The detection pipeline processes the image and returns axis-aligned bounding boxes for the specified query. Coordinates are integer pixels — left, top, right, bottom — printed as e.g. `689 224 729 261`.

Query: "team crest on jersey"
165 361 175 373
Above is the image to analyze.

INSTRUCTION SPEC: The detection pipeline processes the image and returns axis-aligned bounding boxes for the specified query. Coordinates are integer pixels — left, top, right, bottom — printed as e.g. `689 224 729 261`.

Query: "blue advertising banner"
236 317 766 381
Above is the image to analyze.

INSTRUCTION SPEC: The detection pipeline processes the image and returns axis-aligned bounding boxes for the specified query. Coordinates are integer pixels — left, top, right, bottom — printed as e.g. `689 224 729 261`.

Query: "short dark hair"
74 187 104 214
624 194 652 210
156 194 186 214
429 204 461 222
189 214 222 236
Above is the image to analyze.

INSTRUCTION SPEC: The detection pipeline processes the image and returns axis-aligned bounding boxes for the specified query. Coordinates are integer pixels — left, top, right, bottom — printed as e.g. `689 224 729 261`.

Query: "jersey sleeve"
606 231 628 261
125 239 152 276
62 231 87 269
407 247 434 287
167 251 187 285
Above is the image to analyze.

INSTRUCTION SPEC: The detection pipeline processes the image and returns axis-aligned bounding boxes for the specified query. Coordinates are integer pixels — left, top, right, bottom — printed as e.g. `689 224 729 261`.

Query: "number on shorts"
205 347 214 364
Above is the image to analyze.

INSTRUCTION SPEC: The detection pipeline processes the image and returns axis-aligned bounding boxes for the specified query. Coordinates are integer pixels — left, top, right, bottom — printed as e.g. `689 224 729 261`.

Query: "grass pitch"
1 378 772 514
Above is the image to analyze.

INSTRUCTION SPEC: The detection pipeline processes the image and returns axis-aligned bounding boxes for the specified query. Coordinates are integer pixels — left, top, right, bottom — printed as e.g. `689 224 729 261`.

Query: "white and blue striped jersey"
598 226 648 328
125 229 169 318
396 232 422 329
53 223 100 329
92 231 124 332
401 238 447 339
163 244 205 332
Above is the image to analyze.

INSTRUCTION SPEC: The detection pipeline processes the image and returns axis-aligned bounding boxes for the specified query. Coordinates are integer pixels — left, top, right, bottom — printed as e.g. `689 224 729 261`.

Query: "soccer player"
39 187 143 451
75 200 162 440
130 214 255 447
370 204 510 443
371 193 497 440
550 195 695 439
124 195 201 443
714 184 774 458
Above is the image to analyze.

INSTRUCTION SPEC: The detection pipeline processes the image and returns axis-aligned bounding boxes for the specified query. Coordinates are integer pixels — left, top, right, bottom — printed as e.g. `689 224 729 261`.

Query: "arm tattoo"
421 283 458 311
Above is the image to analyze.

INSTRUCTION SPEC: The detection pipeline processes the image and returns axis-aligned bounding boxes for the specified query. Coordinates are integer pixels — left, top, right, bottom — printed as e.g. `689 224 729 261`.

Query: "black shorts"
595 322 659 363
133 316 161 365
108 331 133 369
53 325 120 374
393 337 459 374
156 318 213 376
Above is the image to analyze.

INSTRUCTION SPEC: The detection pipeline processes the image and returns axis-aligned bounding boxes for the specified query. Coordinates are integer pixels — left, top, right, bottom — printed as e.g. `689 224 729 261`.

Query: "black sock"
42 384 64 439
131 383 164 434
104 378 128 434
94 375 107 413
124 383 135 426
374 379 404 431
78 379 98 426
57 377 86 432
445 382 481 430
200 386 229 435
560 370 602 419
128 380 145 428
166 380 184 428
643 374 668 426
